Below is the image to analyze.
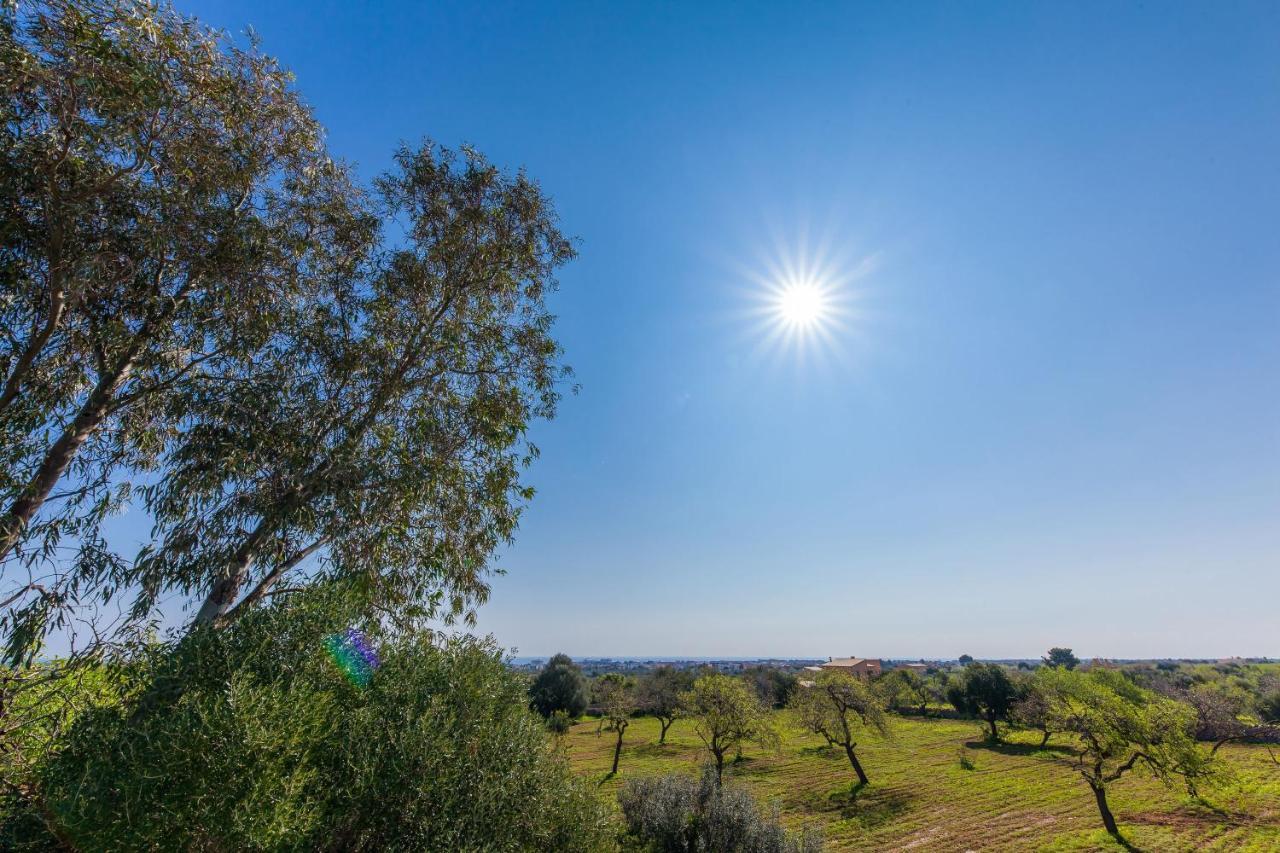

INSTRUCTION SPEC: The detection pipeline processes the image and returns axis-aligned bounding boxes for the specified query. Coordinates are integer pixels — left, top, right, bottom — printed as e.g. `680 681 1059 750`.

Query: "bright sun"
742 230 873 362
776 281 827 329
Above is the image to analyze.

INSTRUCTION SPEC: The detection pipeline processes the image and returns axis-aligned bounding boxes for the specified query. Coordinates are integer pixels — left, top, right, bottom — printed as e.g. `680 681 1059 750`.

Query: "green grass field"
563 712 1280 851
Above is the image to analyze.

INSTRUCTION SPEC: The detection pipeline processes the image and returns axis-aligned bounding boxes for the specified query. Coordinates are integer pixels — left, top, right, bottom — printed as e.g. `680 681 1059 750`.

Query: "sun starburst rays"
737 232 874 371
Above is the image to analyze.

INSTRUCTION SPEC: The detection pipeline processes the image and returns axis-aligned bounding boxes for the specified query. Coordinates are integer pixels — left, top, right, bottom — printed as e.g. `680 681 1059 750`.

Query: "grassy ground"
562 712 1280 851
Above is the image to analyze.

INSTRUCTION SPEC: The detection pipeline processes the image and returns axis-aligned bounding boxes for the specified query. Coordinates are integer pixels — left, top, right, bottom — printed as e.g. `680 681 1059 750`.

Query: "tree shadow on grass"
840 789 914 828
631 742 677 758
797 744 843 761
963 739 1075 758
811 783 916 828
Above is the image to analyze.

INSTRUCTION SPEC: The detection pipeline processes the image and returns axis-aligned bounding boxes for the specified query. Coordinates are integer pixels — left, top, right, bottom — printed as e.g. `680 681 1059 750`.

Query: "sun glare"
776 280 828 329
738 229 876 367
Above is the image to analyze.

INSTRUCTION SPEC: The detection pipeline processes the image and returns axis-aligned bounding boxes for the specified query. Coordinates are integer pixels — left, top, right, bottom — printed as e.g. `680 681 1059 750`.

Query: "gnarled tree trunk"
1091 782 1119 836
843 742 869 785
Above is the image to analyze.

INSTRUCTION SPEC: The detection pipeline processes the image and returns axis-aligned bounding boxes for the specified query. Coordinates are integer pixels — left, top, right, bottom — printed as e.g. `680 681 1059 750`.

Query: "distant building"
896 663 929 675
820 656 882 679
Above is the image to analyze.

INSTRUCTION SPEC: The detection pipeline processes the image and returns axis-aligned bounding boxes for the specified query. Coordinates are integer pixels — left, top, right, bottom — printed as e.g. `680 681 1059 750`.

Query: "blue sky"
173 1 1279 659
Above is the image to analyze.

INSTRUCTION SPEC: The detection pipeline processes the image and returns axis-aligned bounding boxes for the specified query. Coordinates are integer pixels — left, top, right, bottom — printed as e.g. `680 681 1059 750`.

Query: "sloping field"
563 713 1280 851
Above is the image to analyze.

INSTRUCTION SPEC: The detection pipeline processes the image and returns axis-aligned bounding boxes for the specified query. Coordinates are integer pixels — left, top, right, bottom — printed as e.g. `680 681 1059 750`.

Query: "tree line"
530 649 1280 841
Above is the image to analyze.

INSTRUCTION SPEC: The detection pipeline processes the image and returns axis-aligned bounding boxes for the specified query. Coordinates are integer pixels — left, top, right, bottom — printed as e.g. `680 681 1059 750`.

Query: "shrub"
548 709 574 735
618 766 822 852
13 594 611 851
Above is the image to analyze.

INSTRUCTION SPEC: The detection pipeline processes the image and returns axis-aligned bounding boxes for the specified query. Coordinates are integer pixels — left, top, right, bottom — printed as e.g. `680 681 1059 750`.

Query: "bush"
618 766 822 852
548 709 574 735
12 593 611 851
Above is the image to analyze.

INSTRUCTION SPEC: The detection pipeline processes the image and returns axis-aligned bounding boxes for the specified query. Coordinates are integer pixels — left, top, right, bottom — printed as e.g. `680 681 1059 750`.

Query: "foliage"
957 654 973 665
617 766 823 853
136 137 573 634
0 0 368 660
681 674 778 784
880 669 930 715
1 0 576 664
637 665 693 744
10 591 610 851
947 663 1018 742
530 653 591 719
0 658 125 845
597 672 636 775
788 671 889 785
741 665 799 709
1010 674 1054 747
548 709 573 736
1043 647 1080 670
1036 667 1216 837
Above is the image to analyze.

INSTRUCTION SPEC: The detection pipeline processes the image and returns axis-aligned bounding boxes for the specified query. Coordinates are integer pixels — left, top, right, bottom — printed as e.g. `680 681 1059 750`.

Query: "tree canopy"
948 663 1019 742
1036 667 1214 837
636 665 692 744
529 653 590 719
0 0 574 663
789 671 889 786
681 673 777 785
1043 648 1080 670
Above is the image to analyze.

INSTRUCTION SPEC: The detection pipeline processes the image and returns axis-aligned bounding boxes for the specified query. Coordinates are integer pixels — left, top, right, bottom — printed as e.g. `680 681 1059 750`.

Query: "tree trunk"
192 541 259 628
1039 730 1051 748
658 717 672 744
611 727 624 774
843 743 869 785
0 355 135 563
713 748 725 786
986 713 999 742
1091 783 1119 836
0 278 188 566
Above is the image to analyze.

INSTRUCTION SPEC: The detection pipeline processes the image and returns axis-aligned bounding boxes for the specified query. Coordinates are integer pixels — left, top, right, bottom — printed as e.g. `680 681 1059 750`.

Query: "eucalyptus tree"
1038 667 1213 838
128 140 575 633
0 0 368 660
789 671 888 786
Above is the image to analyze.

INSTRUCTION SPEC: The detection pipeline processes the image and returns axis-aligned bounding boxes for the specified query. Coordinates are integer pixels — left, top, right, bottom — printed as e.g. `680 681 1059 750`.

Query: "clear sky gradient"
174 1 1279 659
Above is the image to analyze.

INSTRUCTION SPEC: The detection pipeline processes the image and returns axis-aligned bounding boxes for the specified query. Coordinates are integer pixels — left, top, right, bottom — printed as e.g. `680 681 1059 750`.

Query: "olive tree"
23 594 612 850
681 674 776 785
1038 667 1214 838
1011 671 1054 747
948 663 1018 742
636 665 691 744
789 671 888 786
597 673 635 775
